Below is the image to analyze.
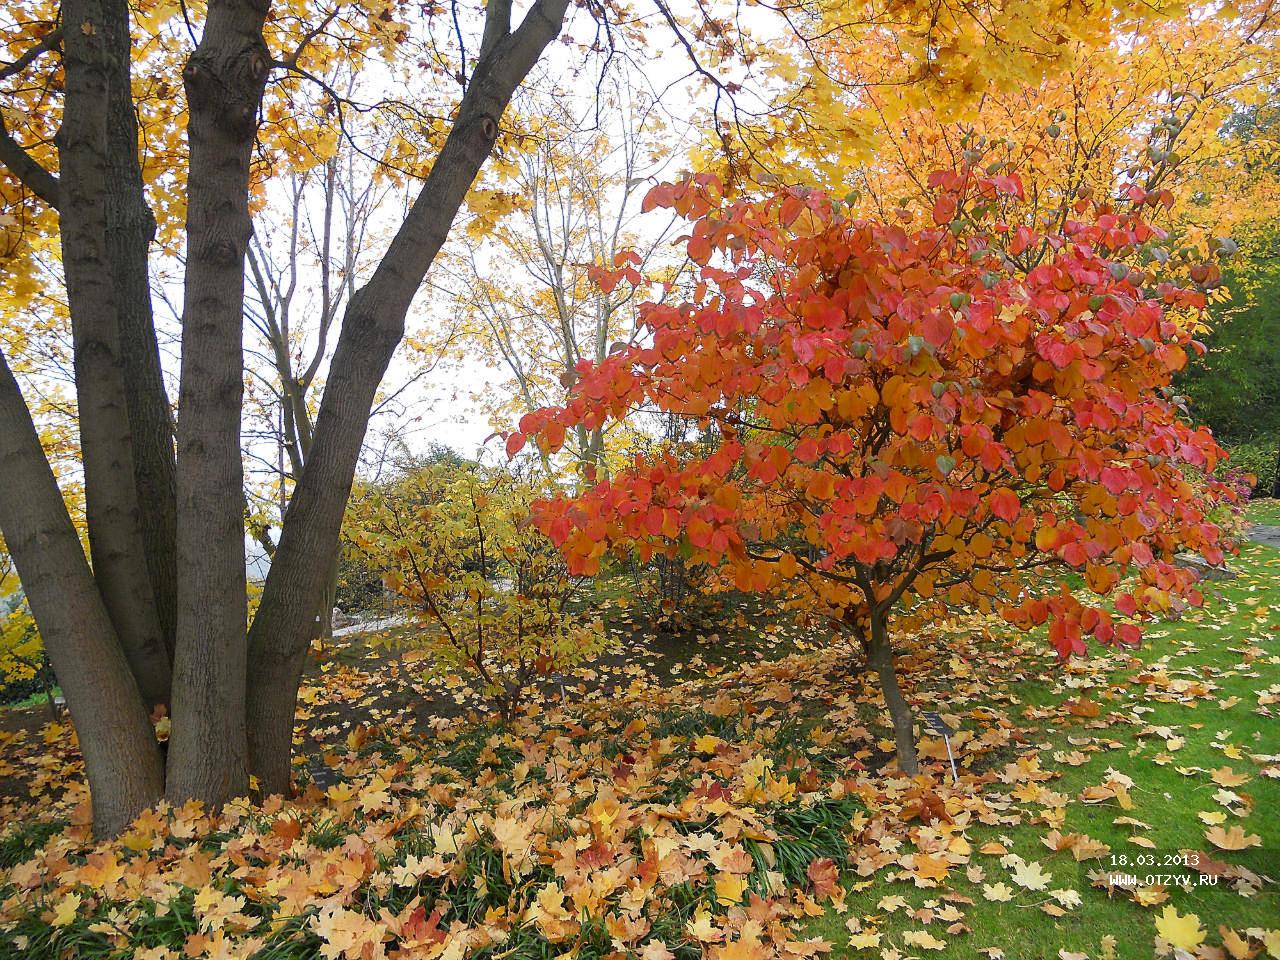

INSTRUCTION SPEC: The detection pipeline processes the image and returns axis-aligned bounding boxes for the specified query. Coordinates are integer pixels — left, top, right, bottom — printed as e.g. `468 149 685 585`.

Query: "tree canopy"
518 169 1234 768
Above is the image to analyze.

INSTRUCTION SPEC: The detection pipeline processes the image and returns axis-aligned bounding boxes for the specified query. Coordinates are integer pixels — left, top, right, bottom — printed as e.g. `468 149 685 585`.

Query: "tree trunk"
39 651 60 723
868 614 919 775
58 0 172 712
317 552 340 643
165 0 269 807
102 0 179 662
244 0 571 795
1271 433 1279 499
0 351 165 836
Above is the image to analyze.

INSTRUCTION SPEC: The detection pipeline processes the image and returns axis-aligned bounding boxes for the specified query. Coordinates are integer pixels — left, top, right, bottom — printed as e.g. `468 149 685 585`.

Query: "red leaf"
922 311 954 348
932 194 957 226
641 183 675 213
990 488 1020 523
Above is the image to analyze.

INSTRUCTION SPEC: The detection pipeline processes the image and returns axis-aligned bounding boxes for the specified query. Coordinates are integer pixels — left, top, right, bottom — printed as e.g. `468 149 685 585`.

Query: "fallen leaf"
982 882 1014 902
1155 906 1206 951
903 930 947 951
1205 825 1262 850
1011 860 1052 891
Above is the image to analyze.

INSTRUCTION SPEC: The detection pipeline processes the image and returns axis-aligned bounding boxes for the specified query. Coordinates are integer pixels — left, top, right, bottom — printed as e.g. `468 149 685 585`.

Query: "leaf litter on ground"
0 535 1277 960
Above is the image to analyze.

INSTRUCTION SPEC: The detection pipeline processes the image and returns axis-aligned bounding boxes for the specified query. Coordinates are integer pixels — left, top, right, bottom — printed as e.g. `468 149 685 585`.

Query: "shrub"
519 171 1235 772
343 464 605 717
1222 435 1278 497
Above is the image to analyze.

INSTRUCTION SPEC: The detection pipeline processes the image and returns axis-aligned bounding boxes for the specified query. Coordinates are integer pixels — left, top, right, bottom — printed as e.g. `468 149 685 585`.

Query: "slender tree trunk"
244 0 571 795
58 0 171 711
102 0 179 661
39 651 60 723
165 0 269 807
0 352 164 836
317 553 340 642
1271 433 1279 499
868 614 919 774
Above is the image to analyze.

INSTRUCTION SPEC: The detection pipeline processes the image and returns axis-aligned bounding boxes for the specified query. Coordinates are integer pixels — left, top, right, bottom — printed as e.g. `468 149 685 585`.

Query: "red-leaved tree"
512 169 1234 773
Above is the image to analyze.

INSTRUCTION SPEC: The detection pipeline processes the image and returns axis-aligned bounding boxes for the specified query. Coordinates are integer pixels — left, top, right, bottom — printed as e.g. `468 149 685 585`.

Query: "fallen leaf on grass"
1154 906 1206 952
1210 766 1251 787
1205 825 1262 850
903 930 947 951
49 893 80 928
1011 860 1053 891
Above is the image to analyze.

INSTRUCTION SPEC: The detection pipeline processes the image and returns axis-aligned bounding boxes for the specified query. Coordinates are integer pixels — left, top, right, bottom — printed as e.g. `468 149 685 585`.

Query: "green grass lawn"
2 688 60 711
1249 497 1280 526
802 506 1280 959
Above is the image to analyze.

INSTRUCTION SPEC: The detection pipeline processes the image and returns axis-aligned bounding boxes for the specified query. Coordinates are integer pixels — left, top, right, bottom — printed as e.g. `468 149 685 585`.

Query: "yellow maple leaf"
1155 906 1206 951
686 908 721 943
911 853 951 882
714 872 749 906
1205 825 1262 850
1220 926 1252 960
310 906 389 960
713 932 768 960
903 930 947 950
982 882 1014 902
50 893 81 928
1133 885 1170 907
1209 766 1250 787
847 930 881 950
1010 859 1052 891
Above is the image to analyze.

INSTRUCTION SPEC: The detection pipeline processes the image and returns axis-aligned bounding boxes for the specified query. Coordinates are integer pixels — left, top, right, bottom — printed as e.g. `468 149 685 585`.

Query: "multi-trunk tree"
0 0 575 835
517 169 1233 772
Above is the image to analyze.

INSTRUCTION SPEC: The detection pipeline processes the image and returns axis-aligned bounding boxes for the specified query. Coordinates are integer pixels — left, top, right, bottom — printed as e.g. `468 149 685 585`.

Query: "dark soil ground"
6 512 1276 799
288 591 817 786
0 590 815 799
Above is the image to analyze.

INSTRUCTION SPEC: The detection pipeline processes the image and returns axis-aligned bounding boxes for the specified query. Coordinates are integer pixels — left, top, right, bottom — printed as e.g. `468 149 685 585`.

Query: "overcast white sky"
238 0 789 476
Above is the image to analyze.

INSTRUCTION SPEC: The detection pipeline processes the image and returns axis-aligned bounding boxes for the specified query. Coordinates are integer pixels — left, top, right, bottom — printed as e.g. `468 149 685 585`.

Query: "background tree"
519 170 1232 772
824 6 1278 219
435 76 681 472
1178 223 1280 495
241 125 465 638
1176 103 1280 496
728 2 1280 498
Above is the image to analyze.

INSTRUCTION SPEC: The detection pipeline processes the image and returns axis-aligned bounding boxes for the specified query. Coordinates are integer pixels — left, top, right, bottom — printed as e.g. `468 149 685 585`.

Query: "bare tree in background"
437 77 683 471
243 148 384 639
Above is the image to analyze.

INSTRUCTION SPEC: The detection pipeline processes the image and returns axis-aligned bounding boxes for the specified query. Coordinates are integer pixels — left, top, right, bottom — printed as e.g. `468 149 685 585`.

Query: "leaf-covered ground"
0 512 1276 960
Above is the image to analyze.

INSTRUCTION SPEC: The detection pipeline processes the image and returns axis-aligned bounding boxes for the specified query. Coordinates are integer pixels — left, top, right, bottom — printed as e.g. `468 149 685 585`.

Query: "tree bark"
102 0 179 661
868 614 919 775
318 553 340 643
0 351 164 836
0 111 60 209
165 0 269 807
1271 433 1279 499
244 0 571 795
58 0 172 712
